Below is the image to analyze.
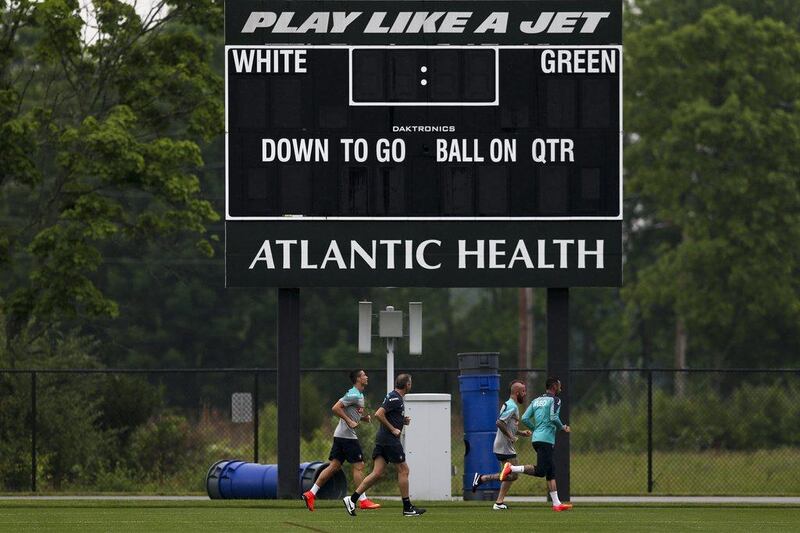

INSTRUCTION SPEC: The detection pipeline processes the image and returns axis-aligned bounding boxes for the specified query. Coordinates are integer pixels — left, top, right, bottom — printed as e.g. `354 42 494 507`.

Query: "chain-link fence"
1 368 798 495
0 369 274 493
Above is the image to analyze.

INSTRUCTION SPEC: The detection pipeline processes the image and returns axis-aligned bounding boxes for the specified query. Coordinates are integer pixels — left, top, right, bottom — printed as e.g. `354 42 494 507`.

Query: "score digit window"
350 47 499 106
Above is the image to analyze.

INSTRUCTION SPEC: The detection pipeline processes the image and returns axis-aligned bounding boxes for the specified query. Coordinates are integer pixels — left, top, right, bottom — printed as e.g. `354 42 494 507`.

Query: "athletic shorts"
494 453 517 463
372 441 406 464
328 437 364 464
533 442 556 480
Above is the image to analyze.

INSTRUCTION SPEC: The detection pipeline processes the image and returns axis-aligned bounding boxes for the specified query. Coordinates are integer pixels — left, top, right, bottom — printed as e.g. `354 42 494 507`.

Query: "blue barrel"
463 431 501 496
206 460 347 499
218 461 278 498
459 374 501 433
458 352 501 501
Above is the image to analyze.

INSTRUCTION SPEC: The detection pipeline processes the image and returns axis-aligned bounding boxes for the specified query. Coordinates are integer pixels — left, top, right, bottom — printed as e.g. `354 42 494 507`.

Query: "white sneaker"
493 503 508 510
343 496 356 516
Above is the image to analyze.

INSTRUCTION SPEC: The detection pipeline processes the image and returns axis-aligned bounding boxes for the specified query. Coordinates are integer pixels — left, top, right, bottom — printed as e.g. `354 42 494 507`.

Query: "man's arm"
550 398 565 431
521 402 536 430
374 407 401 437
496 419 516 441
331 400 358 429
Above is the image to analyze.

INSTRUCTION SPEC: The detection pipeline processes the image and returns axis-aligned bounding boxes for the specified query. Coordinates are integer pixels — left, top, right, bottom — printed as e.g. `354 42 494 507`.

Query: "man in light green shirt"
302 369 380 512
471 380 532 510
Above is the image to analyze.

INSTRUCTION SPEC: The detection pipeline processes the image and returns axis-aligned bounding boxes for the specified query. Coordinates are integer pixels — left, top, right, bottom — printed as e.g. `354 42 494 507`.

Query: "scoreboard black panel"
224 0 623 287
227 47 619 219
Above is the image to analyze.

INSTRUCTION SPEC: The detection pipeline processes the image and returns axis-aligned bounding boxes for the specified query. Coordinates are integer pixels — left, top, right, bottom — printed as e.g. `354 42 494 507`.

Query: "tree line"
0 0 798 378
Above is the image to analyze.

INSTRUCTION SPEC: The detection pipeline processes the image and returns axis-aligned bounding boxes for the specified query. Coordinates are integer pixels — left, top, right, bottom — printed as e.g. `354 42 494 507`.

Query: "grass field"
14 446 799 495
2 500 799 532
570 449 800 495
444 447 800 496
332 447 800 497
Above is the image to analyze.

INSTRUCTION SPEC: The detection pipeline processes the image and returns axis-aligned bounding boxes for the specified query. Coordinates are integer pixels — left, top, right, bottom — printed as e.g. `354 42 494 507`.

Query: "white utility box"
402 393 452 500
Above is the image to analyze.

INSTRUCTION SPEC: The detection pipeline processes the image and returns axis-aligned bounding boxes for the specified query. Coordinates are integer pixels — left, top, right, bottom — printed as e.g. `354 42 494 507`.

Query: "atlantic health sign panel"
224 0 623 287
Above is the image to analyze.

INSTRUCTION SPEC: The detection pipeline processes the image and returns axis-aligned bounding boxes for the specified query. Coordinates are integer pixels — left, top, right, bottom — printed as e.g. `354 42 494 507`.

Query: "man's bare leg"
314 459 342 488
397 462 409 498
352 462 380 509
495 458 518 504
476 459 518 496
352 461 365 487
344 458 387 516
354 457 386 495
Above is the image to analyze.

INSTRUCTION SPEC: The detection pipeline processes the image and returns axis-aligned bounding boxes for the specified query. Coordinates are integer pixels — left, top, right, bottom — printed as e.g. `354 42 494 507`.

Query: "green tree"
0 1 223 359
627 0 800 31
623 6 800 370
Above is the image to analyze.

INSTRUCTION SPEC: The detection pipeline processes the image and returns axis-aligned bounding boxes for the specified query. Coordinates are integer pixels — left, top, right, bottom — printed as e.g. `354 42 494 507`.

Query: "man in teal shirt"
500 377 572 512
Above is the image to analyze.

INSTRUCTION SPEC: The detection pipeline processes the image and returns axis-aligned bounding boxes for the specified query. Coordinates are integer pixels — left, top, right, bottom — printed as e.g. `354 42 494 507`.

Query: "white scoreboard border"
225 44 623 221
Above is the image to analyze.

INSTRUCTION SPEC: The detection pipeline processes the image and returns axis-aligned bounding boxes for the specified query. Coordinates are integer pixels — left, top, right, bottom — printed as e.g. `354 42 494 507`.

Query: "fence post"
547 288 570 502
31 371 37 493
647 370 653 493
253 371 260 463
277 288 301 499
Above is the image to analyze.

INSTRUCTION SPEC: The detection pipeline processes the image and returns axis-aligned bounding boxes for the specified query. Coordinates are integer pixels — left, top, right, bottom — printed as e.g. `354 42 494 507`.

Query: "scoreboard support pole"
277 287 301 499
547 287 570 502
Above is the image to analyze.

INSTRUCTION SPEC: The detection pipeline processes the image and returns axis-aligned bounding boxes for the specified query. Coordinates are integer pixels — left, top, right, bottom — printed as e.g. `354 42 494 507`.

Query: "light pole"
359 301 422 393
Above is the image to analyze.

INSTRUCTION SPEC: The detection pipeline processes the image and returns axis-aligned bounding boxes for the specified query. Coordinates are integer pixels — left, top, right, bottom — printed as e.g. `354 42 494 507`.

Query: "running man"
343 374 426 517
500 377 573 512
302 369 380 511
470 379 532 509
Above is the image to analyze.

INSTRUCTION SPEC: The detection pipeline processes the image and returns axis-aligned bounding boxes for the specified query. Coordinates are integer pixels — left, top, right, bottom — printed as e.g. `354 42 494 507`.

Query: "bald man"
470 379 531 510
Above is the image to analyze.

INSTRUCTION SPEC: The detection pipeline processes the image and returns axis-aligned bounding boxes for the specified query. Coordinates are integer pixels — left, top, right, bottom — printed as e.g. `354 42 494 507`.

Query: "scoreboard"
225 0 622 287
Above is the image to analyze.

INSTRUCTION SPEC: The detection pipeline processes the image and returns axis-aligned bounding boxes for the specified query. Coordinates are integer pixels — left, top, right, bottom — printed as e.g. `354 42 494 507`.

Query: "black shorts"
533 442 556 480
372 441 406 464
495 453 517 463
329 437 364 464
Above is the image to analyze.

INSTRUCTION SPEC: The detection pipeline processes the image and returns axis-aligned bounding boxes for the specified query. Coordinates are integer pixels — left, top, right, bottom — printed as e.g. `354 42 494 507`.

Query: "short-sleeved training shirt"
521 393 565 445
493 398 520 455
333 386 365 439
376 390 405 445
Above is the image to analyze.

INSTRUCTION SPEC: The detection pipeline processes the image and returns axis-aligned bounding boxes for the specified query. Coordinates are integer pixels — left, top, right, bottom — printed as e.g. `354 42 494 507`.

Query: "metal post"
31 371 37 492
647 370 653 493
277 288 300 499
386 337 395 393
547 288 570 502
253 371 260 463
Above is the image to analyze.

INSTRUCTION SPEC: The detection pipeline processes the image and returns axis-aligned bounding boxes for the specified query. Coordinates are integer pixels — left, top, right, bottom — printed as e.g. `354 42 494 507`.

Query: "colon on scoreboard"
348 46 499 106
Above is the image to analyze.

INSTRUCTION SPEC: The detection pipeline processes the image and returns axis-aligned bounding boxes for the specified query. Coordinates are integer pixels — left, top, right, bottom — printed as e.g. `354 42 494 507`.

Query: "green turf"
16 447 798 495
570 449 800 495
1 500 799 532
347 447 800 497
444 443 800 496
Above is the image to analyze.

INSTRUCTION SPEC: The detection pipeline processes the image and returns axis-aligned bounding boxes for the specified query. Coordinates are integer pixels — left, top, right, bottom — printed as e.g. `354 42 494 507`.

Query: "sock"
510 465 525 473
358 493 367 501
402 497 412 510
310 484 320 495
550 490 561 506
350 491 361 503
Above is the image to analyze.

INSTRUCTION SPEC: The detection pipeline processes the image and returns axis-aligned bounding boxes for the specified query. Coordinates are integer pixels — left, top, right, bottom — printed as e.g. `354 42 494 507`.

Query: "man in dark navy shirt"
343 374 426 517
